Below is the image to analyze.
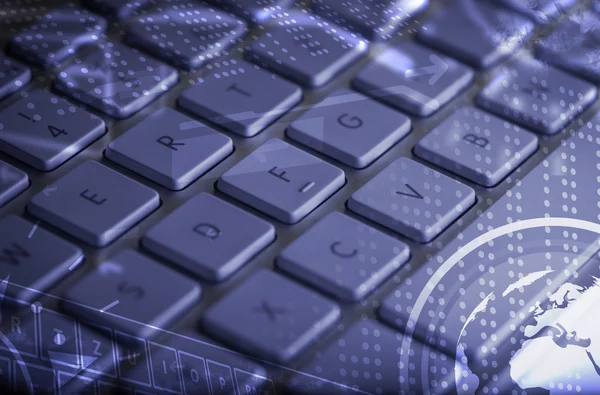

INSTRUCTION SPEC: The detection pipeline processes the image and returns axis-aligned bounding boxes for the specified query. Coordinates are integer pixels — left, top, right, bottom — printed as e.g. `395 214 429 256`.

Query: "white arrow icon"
404 54 449 85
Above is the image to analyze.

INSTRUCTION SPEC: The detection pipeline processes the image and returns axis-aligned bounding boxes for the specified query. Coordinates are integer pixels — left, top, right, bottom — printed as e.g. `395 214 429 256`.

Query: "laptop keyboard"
1 0 600 394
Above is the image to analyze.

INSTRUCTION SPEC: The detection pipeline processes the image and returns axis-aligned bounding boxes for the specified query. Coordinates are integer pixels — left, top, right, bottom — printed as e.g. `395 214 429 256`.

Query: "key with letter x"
203 269 340 363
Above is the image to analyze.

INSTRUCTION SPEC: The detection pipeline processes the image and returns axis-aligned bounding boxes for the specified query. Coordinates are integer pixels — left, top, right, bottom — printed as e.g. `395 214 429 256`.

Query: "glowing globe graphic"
457 271 600 394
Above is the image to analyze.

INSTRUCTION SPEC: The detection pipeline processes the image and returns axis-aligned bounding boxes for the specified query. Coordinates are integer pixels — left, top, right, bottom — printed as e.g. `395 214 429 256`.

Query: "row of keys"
5 0 595 108
2 303 268 394
377 107 600 395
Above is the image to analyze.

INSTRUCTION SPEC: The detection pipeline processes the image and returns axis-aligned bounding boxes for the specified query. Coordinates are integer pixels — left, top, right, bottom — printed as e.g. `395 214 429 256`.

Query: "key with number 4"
0 90 105 171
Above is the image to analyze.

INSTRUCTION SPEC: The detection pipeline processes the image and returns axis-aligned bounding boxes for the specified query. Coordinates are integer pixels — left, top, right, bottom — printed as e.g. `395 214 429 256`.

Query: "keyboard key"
218 138 345 224
536 10 600 83
0 90 106 171
0 215 83 304
63 249 201 340
12 311 116 391
15 362 55 394
477 56 597 134
8 4 107 69
203 269 340 363
78 321 118 377
417 0 534 69
55 41 178 119
497 0 577 24
3 300 38 358
115 332 152 386
207 0 295 23
287 88 411 168
143 193 274 282
246 10 368 87
106 107 233 190
415 106 539 187
83 0 152 19
179 59 302 137
127 1 247 70
28 160 160 247
312 0 429 40
128 330 268 395
0 160 28 206
352 41 474 117
287 319 456 394
39 309 80 369
278 212 410 301
348 157 475 242
378 112 600 392
0 55 30 100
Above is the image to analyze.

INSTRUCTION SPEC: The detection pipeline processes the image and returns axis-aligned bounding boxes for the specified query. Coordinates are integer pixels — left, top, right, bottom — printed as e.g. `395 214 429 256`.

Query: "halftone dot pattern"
246 10 369 87
417 0 534 69
0 0 50 28
311 0 429 41
415 106 539 187
55 41 178 119
537 9 600 83
348 157 476 243
0 89 105 171
380 114 600 393
497 0 578 24
179 58 302 137
126 0 247 70
277 211 410 301
203 269 341 364
287 319 455 394
8 3 107 69
207 0 295 23
0 54 30 100
352 41 474 117
477 56 597 134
